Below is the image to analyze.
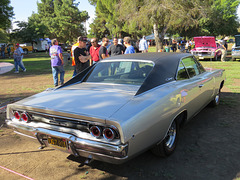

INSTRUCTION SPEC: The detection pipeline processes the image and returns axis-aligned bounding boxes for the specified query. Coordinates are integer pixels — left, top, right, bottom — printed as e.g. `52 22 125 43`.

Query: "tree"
204 0 239 36
88 0 124 39
118 0 210 51
10 17 48 44
0 0 14 30
37 0 89 43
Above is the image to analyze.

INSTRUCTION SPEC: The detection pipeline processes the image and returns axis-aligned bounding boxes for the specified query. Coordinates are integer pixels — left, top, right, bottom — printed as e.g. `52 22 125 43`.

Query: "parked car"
231 34 240 61
5 53 225 164
59 43 71 51
3 43 33 54
191 36 222 60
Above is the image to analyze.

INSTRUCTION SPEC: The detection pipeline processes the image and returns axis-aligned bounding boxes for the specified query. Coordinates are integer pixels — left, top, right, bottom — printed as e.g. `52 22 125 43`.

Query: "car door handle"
199 84 204 88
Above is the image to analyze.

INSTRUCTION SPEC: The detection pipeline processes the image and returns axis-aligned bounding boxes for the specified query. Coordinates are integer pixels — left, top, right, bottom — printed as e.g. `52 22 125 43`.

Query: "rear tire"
151 118 179 157
23 49 28 54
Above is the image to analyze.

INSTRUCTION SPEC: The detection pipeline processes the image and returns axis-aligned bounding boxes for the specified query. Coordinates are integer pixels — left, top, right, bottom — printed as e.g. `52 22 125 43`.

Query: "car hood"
194 36 216 48
14 83 139 120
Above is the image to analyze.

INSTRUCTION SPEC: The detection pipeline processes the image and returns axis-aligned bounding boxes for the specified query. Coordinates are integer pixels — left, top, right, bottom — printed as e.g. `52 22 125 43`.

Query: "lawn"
0 51 239 106
0 52 74 105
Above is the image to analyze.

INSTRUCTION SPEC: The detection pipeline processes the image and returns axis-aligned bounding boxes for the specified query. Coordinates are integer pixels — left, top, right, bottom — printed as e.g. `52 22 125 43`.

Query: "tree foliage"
10 0 89 44
10 16 48 44
89 0 123 39
36 0 89 43
118 0 209 50
0 0 14 30
90 0 240 51
203 0 239 36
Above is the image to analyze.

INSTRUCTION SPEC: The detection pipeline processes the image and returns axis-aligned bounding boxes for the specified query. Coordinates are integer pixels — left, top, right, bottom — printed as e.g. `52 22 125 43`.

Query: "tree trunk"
153 23 161 52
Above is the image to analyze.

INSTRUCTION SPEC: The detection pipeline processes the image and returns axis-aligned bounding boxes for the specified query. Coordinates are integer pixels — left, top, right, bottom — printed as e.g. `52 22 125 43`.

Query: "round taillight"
21 113 28 122
14 111 20 120
103 128 115 141
90 126 101 138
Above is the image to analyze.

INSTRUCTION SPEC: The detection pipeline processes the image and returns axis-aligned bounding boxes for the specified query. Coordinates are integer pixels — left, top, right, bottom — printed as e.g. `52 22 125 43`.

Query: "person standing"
219 40 226 62
139 36 148 53
172 39 177 52
108 37 124 56
74 36 91 74
89 37 101 65
13 44 26 73
49 38 65 87
124 37 135 54
71 41 79 77
99 37 109 60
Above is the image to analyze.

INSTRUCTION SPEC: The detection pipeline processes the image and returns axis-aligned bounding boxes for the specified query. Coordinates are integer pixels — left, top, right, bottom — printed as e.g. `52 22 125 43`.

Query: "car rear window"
83 61 154 85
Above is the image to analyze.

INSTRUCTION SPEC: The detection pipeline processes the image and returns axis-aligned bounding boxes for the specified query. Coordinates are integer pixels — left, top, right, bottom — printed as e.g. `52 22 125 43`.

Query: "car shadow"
65 92 240 180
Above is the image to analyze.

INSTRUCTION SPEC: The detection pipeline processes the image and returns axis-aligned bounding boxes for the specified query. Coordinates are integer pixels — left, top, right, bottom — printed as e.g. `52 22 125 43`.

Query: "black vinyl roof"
61 52 192 95
107 52 191 95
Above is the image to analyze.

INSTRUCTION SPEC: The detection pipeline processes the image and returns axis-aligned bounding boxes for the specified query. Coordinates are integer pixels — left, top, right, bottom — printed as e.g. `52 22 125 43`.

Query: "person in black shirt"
108 37 124 56
99 37 109 60
74 36 91 74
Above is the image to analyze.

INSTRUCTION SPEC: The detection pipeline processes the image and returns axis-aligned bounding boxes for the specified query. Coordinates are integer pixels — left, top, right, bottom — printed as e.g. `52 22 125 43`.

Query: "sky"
10 0 95 31
9 1 240 33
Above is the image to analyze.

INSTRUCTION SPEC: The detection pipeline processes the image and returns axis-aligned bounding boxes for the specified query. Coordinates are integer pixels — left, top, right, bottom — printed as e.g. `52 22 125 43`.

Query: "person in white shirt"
139 36 148 53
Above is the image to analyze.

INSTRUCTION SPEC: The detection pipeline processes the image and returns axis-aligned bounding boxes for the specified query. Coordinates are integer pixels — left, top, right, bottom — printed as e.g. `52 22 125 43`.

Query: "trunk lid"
15 83 139 120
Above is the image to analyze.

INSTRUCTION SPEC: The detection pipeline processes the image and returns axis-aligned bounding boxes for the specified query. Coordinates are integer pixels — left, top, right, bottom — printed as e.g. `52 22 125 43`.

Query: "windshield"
84 60 154 85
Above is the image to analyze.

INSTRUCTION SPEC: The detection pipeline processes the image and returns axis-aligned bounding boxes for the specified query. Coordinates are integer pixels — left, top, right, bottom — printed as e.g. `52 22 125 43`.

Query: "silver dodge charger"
5 53 225 164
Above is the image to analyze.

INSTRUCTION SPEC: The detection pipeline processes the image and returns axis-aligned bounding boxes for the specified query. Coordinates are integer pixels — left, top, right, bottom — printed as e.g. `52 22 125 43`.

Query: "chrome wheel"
209 91 220 107
165 121 177 149
215 94 220 105
151 118 179 157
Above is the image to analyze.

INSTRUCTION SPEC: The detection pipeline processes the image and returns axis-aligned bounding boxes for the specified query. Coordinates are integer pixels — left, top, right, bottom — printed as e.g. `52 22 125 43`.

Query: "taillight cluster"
90 125 118 141
13 111 30 122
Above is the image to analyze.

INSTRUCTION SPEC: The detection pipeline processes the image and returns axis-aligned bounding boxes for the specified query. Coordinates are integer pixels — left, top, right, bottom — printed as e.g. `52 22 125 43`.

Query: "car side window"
177 61 189 80
194 57 206 74
182 57 200 78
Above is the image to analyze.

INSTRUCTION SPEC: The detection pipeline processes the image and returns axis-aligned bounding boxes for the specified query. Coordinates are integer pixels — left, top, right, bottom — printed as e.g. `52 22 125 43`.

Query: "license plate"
199 56 204 59
48 136 67 150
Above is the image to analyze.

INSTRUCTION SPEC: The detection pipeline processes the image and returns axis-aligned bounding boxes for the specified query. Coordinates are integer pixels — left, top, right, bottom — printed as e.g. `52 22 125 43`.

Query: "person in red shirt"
89 38 101 65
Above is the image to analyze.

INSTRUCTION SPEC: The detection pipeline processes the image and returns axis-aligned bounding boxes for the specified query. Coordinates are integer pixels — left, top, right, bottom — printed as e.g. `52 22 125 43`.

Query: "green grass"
0 52 74 104
0 51 239 103
0 52 73 75
201 61 240 93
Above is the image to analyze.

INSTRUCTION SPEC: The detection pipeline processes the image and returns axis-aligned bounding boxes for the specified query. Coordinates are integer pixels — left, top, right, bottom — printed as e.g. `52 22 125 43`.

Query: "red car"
191 36 222 60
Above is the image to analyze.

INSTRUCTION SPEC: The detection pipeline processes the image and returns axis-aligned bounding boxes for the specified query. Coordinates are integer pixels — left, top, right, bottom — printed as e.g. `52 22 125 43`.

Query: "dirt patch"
1 88 240 180
233 79 240 86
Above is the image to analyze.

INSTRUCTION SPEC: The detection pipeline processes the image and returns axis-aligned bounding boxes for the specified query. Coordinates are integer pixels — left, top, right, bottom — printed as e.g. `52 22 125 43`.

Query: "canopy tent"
145 33 170 40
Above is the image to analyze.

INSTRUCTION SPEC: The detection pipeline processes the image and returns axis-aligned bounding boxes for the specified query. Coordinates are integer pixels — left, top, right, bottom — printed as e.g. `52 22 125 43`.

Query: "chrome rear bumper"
5 119 128 164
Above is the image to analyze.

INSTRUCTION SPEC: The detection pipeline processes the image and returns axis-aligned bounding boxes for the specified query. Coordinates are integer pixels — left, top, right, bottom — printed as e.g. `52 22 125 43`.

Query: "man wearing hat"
73 36 91 74
13 43 26 73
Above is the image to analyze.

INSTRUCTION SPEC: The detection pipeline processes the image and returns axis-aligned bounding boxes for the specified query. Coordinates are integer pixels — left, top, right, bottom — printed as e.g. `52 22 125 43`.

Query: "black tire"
232 57 236 61
209 91 220 107
151 118 179 157
23 49 28 54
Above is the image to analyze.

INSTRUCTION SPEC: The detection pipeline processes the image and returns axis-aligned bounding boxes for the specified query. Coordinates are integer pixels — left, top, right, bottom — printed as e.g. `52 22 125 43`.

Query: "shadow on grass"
65 92 240 180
